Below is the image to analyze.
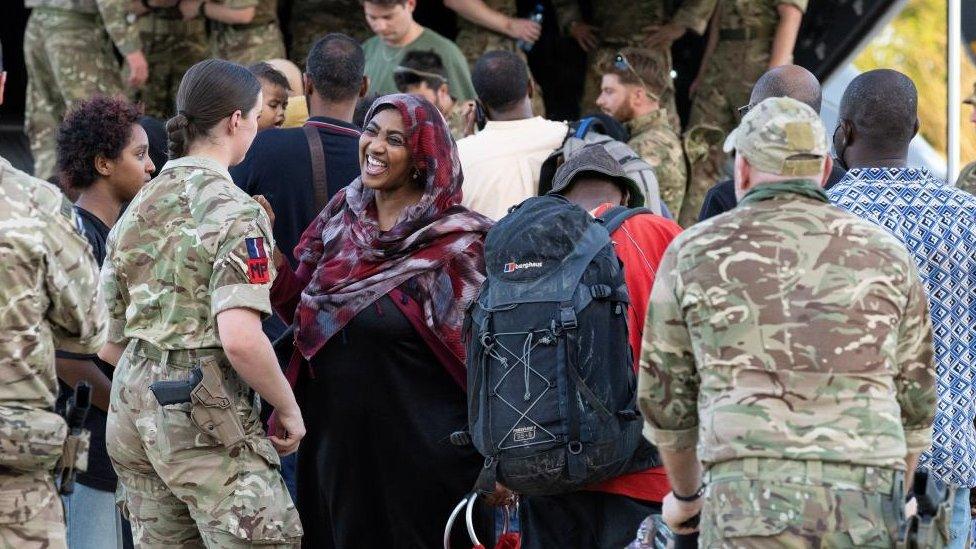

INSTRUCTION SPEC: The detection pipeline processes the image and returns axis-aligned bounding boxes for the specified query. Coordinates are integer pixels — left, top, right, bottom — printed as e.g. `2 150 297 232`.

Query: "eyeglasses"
737 103 753 116
614 52 650 93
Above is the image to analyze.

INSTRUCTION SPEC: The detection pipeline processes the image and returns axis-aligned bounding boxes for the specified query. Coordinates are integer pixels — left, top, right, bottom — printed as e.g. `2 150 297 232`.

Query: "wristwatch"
672 483 706 502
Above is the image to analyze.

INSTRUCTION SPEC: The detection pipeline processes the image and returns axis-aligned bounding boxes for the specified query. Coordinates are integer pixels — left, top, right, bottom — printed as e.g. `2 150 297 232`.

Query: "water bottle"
517 4 545 53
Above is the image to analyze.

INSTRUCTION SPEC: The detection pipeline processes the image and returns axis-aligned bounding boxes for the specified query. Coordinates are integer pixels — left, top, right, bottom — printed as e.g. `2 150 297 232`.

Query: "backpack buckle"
559 304 577 330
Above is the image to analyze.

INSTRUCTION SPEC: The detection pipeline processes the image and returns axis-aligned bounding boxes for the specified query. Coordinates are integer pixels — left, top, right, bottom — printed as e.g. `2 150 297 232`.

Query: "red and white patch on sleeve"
245 237 271 284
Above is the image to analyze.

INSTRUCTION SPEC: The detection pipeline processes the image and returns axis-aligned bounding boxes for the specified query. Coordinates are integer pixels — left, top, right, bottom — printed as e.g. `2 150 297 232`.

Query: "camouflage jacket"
638 179 936 469
957 161 976 196
101 155 277 349
26 0 141 55
0 156 106 409
716 0 807 34
553 0 717 40
627 109 688 216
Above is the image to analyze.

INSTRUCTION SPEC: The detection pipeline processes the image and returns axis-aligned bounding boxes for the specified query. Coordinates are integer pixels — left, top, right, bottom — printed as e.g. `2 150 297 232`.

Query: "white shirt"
457 117 568 220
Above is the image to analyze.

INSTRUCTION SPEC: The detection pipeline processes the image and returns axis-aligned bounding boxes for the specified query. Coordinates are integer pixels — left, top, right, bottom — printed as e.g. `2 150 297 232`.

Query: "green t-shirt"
362 28 477 102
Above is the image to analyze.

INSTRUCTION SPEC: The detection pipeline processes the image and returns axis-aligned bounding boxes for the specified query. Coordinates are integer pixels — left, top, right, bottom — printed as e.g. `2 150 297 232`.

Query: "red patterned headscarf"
292 94 493 367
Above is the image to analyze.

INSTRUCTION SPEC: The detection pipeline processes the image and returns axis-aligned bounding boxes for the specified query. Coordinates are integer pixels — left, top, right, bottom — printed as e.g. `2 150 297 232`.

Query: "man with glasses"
697 64 846 221
393 50 475 139
596 47 687 218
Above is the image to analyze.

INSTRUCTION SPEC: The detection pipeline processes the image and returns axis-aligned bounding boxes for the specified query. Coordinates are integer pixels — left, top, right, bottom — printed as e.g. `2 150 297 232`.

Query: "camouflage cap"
723 96 828 177
964 81 976 105
547 144 645 207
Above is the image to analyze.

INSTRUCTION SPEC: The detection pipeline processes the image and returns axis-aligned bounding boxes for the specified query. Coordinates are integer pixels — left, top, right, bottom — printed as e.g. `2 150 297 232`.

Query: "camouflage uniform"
288 0 370 67
0 156 106 548
135 6 208 120
456 0 519 65
23 0 140 180
639 99 936 546
626 109 688 217
446 101 472 141
552 0 716 130
211 0 286 65
679 0 808 226
102 155 302 547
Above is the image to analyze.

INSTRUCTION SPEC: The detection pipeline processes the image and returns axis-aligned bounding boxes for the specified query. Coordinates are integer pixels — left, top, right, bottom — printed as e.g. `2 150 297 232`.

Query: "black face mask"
832 124 850 172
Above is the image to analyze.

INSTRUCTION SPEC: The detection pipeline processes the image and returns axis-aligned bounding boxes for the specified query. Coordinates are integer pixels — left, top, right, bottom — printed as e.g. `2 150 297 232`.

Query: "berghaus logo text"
503 261 543 273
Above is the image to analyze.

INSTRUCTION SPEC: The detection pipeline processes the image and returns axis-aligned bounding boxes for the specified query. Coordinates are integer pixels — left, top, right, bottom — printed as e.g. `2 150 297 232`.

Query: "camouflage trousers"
700 457 905 548
137 16 208 120
23 8 124 180
106 340 302 548
212 22 286 66
679 38 772 226
0 469 66 549
583 45 679 131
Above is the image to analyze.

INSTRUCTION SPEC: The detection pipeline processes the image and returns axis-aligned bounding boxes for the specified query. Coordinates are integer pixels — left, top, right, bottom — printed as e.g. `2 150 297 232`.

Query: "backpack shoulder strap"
302 124 330 211
598 206 652 234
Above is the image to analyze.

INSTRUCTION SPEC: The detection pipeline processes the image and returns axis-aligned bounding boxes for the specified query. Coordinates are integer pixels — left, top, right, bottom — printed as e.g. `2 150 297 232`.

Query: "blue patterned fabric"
828 167 976 487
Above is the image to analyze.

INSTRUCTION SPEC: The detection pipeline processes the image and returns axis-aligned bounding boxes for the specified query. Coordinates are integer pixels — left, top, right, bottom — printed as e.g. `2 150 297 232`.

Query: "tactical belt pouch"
0 405 67 472
189 357 246 448
57 429 91 476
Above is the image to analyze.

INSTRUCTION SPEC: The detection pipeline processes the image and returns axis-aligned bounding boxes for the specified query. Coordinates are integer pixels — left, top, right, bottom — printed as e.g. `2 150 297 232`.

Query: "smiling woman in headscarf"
269 93 493 547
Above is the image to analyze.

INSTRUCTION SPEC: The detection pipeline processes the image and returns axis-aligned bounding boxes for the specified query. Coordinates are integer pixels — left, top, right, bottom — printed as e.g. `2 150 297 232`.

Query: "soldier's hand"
644 22 686 48
662 491 702 535
504 17 542 43
569 21 599 53
125 51 149 89
269 407 305 456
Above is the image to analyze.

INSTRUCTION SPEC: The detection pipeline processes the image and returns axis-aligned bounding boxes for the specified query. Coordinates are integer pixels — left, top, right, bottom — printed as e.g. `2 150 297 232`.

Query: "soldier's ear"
360 76 370 98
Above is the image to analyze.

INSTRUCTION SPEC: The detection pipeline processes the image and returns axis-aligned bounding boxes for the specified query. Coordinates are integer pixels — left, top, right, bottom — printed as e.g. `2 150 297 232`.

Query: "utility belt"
707 457 901 495
0 404 89 487
719 27 774 41
132 340 248 449
138 13 205 35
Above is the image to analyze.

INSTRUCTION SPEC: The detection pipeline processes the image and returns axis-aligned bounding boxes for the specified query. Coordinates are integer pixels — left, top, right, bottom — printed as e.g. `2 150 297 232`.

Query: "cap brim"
722 127 739 153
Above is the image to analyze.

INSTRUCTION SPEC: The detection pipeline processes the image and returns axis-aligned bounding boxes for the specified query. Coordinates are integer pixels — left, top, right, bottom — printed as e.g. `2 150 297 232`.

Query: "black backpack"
464 195 657 496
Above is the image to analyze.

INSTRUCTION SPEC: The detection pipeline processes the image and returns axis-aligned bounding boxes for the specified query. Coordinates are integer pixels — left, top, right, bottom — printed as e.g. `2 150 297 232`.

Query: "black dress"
295 295 487 549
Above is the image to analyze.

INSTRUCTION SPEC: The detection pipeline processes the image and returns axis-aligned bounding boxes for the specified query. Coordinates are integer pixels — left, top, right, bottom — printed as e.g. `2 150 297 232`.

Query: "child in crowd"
248 61 291 130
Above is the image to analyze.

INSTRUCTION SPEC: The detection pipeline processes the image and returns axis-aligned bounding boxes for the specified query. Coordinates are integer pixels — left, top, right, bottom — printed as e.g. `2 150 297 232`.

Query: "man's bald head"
749 65 822 113
838 69 918 154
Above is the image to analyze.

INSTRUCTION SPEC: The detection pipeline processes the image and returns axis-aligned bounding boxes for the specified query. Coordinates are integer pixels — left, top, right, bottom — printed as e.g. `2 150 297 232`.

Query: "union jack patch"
245 237 270 284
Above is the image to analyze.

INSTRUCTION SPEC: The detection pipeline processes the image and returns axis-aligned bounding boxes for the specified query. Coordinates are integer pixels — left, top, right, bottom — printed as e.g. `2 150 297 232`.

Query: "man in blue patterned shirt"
828 69 976 548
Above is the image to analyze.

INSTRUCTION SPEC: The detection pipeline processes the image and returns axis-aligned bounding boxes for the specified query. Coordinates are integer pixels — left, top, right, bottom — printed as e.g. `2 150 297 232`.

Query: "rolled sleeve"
651 426 700 452
211 283 272 317
904 426 933 455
